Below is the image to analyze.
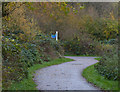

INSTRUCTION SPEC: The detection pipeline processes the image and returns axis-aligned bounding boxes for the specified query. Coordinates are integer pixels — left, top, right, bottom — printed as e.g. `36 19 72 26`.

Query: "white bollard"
56 31 58 41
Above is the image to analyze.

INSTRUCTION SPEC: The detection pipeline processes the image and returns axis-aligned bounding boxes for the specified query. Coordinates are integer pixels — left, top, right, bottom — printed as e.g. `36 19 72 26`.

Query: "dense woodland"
2 2 119 89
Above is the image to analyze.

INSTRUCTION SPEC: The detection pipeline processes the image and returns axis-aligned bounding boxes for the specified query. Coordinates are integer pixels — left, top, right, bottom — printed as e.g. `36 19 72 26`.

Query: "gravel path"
33 56 101 90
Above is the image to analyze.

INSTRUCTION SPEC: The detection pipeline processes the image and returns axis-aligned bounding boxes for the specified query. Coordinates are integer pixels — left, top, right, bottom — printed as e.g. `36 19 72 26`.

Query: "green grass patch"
94 57 102 61
82 63 119 91
65 54 98 57
6 58 74 90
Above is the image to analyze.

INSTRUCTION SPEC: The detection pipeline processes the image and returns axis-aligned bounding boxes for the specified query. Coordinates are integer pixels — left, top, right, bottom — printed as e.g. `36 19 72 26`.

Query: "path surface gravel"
33 56 101 90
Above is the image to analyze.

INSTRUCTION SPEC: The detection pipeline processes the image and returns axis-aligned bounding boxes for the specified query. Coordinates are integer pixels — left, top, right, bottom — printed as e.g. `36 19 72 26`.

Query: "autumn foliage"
2 2 118 89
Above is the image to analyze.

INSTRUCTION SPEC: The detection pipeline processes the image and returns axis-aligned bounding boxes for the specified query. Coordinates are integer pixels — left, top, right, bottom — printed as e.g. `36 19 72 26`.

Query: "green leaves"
25 2 36 11
95 48 118 80
63 36 101 56
80 6 85 9
2 32 64 89
85 18 118 41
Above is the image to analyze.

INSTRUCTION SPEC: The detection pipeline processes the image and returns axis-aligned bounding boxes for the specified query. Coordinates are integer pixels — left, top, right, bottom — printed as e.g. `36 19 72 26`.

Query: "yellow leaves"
11 39 15 42
57 2 67 7
57 2 61 7
63 2 67 6
19 33 24 40
4 16 11 21
116 29 118 34
110 11 115 20
50 13 53 17
78 38 80 41
80 6 85 9
103 30 107 34
26 2 32 6
70 6 73 9
5 2 23 14
5 38 9 42
104 30 109 39
5 3 38 39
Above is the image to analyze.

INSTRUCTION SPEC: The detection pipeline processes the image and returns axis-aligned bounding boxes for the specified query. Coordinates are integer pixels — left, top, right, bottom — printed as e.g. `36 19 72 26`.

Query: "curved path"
33 56 100 90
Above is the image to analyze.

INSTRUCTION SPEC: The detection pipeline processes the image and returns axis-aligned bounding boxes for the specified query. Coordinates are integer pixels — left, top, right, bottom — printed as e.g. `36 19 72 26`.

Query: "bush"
2 33 64 89
20 43 43 67
85 18 118 41
2 37 28 88
94 47 118 80
34 34 64 59
63 35 103 56
100 39 118 45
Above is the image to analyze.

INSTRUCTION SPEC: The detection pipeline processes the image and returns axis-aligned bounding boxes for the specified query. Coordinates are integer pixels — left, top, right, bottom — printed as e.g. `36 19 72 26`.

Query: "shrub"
100 39 118 45
20 43 43 67
34 34 64 59
2 33 64 89
2 37 28 88
63 35 103 56
85 18 118 41
94 46 118 80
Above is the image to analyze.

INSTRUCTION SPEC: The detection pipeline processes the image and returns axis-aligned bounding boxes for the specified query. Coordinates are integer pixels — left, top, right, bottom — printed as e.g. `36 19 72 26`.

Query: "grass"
82 63 119 91
94 57 102 61
6 57 74 90
65 54 98 57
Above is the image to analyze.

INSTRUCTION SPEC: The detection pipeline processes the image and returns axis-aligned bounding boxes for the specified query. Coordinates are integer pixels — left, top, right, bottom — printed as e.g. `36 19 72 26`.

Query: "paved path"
33 56 101 90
